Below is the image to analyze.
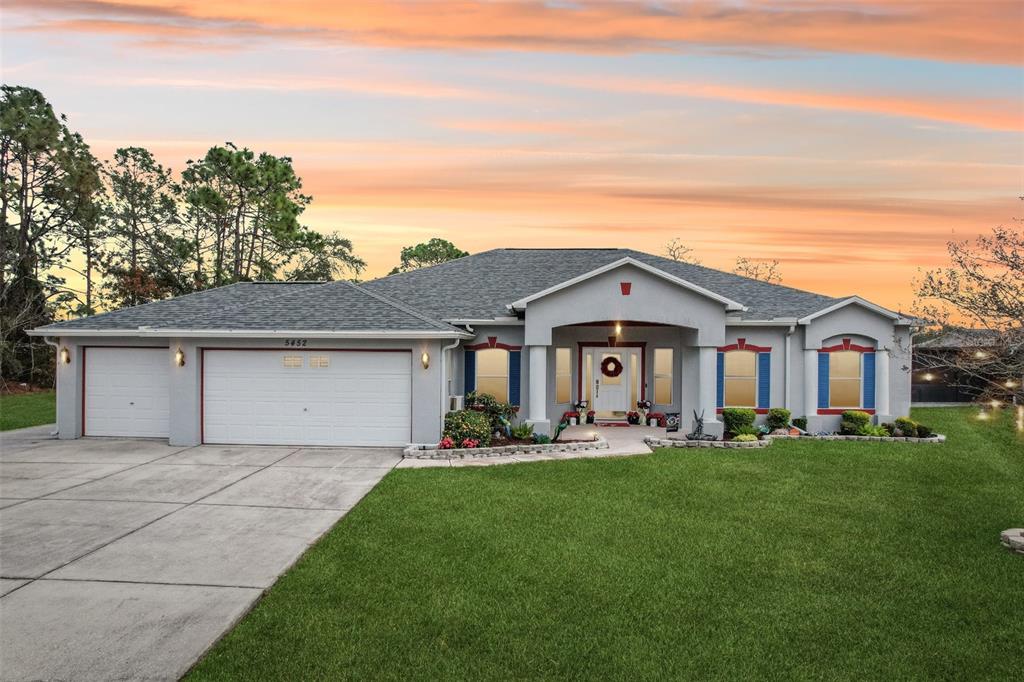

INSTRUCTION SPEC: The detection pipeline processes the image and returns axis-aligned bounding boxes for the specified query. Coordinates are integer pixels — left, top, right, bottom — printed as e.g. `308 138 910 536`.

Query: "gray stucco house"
30 248 914 445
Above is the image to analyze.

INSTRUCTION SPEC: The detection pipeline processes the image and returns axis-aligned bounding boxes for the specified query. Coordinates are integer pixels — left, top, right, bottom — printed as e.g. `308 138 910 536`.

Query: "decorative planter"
569 417 579 426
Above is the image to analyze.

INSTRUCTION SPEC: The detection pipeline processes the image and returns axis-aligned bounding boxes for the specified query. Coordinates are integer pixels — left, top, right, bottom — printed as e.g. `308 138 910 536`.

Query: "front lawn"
0 390 56 431
189 408 1023 680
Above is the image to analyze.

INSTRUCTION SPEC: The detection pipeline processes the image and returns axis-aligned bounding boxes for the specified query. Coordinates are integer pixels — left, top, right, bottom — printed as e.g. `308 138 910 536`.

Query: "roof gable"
508 257 746 311
797 296 899 324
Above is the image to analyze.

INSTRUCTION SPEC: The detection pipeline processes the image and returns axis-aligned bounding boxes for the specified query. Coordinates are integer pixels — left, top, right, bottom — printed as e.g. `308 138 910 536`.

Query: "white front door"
589 348 639 416
202 350 412 446
84 347 170 438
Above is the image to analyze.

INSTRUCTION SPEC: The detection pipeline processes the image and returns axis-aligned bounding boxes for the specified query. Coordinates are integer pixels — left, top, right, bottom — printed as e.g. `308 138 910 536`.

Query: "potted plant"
586 410 596 424
626 410 641 425
562 410 581 426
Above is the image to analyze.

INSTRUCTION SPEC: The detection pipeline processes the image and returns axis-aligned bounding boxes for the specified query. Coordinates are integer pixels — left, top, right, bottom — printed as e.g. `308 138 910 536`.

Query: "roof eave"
27 327 473 339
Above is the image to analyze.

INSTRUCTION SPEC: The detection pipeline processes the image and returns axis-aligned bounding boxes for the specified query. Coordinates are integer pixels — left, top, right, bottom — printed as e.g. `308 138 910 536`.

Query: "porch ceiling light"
59 347 71 364
421 352 430 370
175 347 186 367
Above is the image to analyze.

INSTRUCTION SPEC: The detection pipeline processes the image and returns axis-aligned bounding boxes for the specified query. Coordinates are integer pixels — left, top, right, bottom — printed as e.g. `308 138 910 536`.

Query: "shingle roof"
363 248 841 320
34 281 462 334
36 248 864 334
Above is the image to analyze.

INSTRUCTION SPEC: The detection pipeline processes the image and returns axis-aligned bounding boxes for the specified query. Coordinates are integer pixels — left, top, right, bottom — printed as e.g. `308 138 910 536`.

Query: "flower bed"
405 433 608 459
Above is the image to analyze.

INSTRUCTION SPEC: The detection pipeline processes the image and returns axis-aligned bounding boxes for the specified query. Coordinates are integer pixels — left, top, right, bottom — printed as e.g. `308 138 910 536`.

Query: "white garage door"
203 350 412 446
84 347 170 438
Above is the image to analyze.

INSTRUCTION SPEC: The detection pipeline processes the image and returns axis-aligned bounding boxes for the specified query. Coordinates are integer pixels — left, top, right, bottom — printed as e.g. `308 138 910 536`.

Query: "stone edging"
1000 529 1024 556
645 433 946 448
767 434 945 443
404 434 609 459
644 437 771 449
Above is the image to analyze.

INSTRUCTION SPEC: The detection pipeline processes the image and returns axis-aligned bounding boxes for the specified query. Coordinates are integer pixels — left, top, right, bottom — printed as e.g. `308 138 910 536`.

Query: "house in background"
912 329 995 404
30 248 915 445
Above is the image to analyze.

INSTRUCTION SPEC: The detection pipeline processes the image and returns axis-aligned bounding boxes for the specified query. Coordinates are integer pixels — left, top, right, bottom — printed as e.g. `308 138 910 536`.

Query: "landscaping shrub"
839 410 872 435
860 425 889 437
793 416 808 431
732 425 759 438
766 408 791 431
916 423 934 438
464 391 517 432
721 408 756 436
444 410 492 447
894 417 918 437
532 433 552 444
510 423 534 440
881 422 896 436
733 433 758 442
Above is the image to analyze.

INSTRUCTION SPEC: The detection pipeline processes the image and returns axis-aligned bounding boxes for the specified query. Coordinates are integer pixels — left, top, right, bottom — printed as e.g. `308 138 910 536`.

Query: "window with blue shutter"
817 353 830 409
757 352 771 409
508 350 521 406
464 350 476 393
716 352 724 408
862 352 876 410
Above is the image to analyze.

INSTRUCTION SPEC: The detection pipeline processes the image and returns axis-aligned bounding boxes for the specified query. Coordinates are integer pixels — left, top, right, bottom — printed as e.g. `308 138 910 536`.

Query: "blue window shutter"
862 352 876 410
716 352 724 408
757 352 771 409
464 350 476 394
508 350 521 406
817 353 830 410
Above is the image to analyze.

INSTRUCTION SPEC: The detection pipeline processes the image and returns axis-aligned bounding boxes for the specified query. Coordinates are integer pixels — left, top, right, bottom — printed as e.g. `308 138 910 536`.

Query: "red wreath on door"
600 356 623 378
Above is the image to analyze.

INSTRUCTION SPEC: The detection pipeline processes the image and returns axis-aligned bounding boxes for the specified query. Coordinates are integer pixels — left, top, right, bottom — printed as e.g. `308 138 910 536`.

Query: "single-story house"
30 248 914 445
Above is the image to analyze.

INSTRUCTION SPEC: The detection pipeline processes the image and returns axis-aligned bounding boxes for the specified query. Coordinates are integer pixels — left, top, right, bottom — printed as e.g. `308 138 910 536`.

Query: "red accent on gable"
717 337 772 353
817 408 876 415
577 341 647 402
620 282 632 295
465 337 522 351
819 338 875 353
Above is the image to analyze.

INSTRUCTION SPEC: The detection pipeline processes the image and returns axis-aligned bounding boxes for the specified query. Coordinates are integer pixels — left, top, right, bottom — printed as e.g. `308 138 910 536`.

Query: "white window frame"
475 348 510 403
653 348 673 405
723 349 758 408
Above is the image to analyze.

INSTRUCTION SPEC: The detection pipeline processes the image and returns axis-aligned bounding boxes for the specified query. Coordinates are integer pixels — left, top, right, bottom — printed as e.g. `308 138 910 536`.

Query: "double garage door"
83 347 412 446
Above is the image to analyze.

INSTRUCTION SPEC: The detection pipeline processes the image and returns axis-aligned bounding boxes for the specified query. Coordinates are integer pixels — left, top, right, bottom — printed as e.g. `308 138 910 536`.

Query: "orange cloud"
514 74 1023 132
9 0 1022 65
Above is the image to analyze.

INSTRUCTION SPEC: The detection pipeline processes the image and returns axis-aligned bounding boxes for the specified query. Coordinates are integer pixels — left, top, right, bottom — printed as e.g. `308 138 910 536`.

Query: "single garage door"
84 347 170 438
203 350 412 446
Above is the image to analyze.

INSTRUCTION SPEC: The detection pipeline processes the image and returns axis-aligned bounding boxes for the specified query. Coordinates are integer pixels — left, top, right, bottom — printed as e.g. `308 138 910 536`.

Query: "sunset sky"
3 0 1022 313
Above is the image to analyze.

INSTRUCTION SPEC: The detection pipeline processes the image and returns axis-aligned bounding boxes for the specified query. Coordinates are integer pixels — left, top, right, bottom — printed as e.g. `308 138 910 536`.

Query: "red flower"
461 437 480 448
438 437 455 449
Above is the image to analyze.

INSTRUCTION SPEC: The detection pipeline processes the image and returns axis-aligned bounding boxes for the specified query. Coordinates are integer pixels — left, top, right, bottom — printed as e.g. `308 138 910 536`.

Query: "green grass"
189 408 1023 680
0 390 55 431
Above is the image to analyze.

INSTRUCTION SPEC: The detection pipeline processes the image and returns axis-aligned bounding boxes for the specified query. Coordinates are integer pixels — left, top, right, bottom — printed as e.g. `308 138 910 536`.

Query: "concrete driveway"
0 426 400 681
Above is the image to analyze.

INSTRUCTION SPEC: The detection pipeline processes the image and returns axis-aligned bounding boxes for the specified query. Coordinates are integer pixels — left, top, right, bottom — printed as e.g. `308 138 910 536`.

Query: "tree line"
1 85 366 385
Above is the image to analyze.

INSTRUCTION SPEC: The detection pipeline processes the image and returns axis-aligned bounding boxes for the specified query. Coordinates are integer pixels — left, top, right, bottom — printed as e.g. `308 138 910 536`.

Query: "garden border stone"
404 434 609 459
1000 529 1024 555
645 433 946 449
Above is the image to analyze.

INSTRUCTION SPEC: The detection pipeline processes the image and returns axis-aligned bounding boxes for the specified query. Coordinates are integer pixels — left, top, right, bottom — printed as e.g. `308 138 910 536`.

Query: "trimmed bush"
793 416 808 431
464 391 517 432
894 417 917 437
722 408 757 436
444 410 492 447
733 434 758 442
881 422 896 436
839 410 872 435
916 423 934 438
766 408 791 431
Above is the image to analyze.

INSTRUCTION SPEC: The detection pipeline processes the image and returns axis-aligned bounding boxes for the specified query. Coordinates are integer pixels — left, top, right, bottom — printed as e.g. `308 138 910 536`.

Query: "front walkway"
0 427 399 681
395 424 662 468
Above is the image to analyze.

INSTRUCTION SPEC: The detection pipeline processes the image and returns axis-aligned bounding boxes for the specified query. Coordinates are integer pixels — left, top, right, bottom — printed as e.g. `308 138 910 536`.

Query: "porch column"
875 349 890 418
803 349 817 419
697 346 723 437
527 345 551 436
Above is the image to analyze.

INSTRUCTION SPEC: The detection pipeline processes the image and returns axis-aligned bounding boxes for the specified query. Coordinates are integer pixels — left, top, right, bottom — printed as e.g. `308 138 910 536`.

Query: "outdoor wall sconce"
922 372 934 382
614 322 622 336
59 347 71 364
421 352 430 370
175 347 186 367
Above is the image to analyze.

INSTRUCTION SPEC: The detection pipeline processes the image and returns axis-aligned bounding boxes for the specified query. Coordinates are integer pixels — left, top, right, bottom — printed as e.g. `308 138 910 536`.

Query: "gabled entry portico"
510 258 744 437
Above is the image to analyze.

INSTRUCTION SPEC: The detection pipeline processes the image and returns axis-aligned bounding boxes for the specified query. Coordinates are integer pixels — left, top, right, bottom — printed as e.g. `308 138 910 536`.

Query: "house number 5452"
284 339 307 347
